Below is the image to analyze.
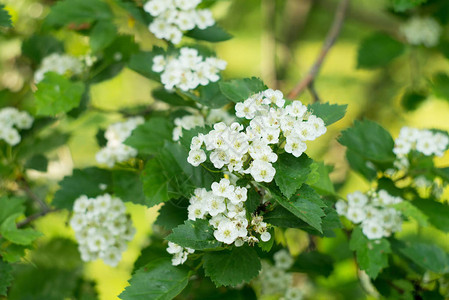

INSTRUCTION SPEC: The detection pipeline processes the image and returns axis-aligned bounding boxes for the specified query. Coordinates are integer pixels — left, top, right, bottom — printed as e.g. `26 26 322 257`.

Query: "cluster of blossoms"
336 190 403 240
0 107 34 146
187 89 327 182
173 108 233 141
166 242 195 266
393 127 449 157
96 117 144 167
152 48 227 91
70 194 136 267
257 250 304 300
34 53 83 83
188 178 270 245
144 0 215 44
400 16 442 47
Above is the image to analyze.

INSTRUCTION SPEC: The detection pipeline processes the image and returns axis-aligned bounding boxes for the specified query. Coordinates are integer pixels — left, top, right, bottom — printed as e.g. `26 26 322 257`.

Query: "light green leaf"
0 5 12 28
119 259 190 300
390 0 427 12
124 117 173 155
350 227 391 279
90 21 117 53
0 197 25 225
308 102 347 126
357 33 405 69
166 219 221 250
0 259 13 296
412 198 449 232
274 153 313 199
34 72 85 116
307 162 335 196
45 0 112 27
185 24 232 42
392 201 428 226
219 77 266 103
203 246 261 287
393 241 449 274
272 184 325 233
0 214 42 245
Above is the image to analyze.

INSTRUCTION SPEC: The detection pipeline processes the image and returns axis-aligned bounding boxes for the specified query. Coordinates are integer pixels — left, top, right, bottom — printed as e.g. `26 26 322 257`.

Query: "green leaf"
392 201 428 226
203 246 261 287
257 228 274 252
45 0 112 27
0 5 12 28
154 199 188 231
185 24 232 42
120 259 190 300
90 21 117 53
152 88 192 107
141 159 171 207
346 149 377 181
0 259 13 296
431 73 449 102
128 50 163 81
291 251 334 277
271 184 325 233
219 77 266 103
274 153 313 199
412 198 449 232
34 72 85 116
0 244 27 263
435 167 449 183
393 241 449 274
349 227 391 279
307 162 335 196
112 170 146 205
53 167 112 210
357 33 405 69
0 197 25 225
338 120 395 163
0 214 42 245
401 90 427 111
390 0 427 12
22 35 64 64
197 82 231 108
245 188 261 215
308 102 347 126
166 219 221 250
25 154 48 172
124 117 173 155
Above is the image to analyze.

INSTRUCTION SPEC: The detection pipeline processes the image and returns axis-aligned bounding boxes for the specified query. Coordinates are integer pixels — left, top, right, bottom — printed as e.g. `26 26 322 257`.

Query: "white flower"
214 219 239 244
250 160 276 183
285 136 307 157
346 207 366 224
206 195 226 216
260 231 271 242
362 221 385 240
335 200 348 216
401 16 441 47
34 53 83 83
273 250 293 270
347 191 368 207
187 149 206 166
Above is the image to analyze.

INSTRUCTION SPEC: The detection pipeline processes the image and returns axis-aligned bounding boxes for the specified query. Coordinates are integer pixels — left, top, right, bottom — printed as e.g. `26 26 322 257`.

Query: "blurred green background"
1 0 449 299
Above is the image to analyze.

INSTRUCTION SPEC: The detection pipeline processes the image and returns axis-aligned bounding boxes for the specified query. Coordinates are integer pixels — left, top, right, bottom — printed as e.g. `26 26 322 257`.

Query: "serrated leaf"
0 197 25 225
203 246 261 287
90 21 117 53
124 117 173 155
185 24 232 42
0 5 12 28
0 259 13 296
274 153 313 199
431 73 449 102
34 72 85 116
338 120 395 163
307 162 335 196
357 33 405 69
166 219 221 250
349 227 391 278
393 241 449 274
141 159 171 207
0 213 42 245
271 184 325 233
392 201 428 226
120 259 190 300
155 199 188 231
219 77 266 103
308 102 347 126
52 167 112 210
196 82 231 108
412 198 449 232
112 170 146 205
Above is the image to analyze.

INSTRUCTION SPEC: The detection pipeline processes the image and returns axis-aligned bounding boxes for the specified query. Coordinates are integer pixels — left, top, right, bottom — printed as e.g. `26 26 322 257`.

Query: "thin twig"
16 209 57 228
20 177 49 212
287 0 350 99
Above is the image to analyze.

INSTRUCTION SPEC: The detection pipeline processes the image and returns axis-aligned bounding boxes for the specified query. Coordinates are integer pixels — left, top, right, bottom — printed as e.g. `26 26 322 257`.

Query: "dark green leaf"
120 259 190 300
274 153 313 199
124 117 173 155
203 246 261 287
22 35 64 64
152 88 192 107
346 149 377 181
0 5 12 28
185 24 232 42
349 227 391 278
219 77 266 103
90 21 117 53
393 241 449 274
128 50 163 81
166 219 221 250
132 239 170 271
141 159 171 207
25 154 48 172
0 213 42 245
431 73 449 102
112 170 146 205
401 90 427 111
95 129 107 147
291 251 334 277
245 188 261 215
154 199 189 231
0 259 13 296
34 72 85 116
412 198 449 232
308 102 347 126
357 33 405 69
197 82 230 108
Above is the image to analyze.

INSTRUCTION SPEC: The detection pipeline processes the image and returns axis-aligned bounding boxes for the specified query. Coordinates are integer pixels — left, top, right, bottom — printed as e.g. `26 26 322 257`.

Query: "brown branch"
287 0 350 99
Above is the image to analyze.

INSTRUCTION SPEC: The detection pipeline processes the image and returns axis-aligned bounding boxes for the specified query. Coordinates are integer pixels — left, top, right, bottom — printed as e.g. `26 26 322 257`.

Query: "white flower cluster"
166 242 195 266
400 16 442 47
0 107 33 146
172 108 234 141
34 53 84 83
144 0 215 44
393 127 449 157
70 194 136 267
96 117 145 167
152 48 227 91
187 89 327 183
187 178 271 246
336 190 403 240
